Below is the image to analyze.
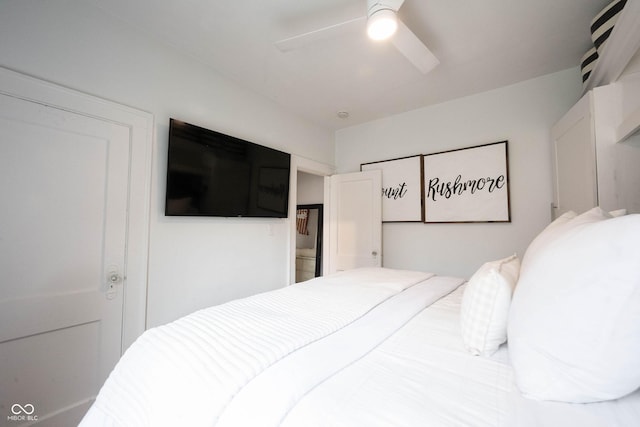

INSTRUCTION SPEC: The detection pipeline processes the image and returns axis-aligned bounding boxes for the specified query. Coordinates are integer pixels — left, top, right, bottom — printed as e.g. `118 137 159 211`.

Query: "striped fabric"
296 208 309 235
590 0 627 53
581 0 627 88
581 47 599 84
81 268 435 427
296 209 309 236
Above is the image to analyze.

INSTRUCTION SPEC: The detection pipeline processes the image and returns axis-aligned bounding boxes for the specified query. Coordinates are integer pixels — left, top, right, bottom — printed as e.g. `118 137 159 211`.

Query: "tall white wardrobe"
551 1 640 217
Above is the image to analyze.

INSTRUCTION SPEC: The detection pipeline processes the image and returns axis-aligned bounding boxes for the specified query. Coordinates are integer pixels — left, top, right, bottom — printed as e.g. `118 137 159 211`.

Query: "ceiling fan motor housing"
367 0 404 17
367 0 404 40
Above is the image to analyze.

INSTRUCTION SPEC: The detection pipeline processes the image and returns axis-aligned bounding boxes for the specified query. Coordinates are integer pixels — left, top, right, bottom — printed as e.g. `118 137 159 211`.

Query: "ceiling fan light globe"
367 9 398 40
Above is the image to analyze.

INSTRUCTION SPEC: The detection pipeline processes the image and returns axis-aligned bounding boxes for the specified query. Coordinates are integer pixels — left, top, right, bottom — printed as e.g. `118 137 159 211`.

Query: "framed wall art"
361 155 424 222
422 141 510 223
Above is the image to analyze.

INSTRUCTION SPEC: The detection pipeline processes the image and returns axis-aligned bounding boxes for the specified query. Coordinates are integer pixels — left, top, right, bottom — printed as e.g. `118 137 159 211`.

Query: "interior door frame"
0 67 153 351
288 156 334 285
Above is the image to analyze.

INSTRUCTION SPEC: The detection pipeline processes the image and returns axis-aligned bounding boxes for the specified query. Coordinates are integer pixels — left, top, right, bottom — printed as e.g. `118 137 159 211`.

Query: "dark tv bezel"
165 119 291 218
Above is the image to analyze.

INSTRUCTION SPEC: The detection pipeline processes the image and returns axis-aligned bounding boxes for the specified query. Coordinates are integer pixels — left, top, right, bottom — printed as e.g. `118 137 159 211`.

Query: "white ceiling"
89 0 611 130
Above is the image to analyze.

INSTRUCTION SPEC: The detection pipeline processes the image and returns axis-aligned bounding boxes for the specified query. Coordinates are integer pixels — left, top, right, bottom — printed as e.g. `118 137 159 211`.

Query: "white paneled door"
0 92 130 426
327 170 382 273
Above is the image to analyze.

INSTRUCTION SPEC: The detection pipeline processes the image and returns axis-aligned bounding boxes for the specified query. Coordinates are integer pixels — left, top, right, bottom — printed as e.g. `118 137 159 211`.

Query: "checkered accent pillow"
460 254 520 356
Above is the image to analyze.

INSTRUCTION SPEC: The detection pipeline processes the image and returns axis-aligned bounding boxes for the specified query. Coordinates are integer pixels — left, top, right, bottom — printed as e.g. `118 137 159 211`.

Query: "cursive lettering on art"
382 182 408 200
427 174 505 202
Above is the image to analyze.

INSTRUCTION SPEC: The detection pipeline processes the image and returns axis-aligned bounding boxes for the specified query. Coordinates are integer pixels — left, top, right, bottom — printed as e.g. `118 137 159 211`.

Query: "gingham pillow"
460 254 520 356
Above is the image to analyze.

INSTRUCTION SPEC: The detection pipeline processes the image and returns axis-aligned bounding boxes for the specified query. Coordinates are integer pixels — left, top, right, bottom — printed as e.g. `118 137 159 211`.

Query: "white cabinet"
551 0 640 218
551 92 598 217
551 77 640 217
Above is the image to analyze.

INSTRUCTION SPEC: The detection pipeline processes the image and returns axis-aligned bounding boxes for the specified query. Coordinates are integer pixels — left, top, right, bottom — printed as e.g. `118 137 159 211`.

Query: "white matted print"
423 141 510 223
361 155 424 222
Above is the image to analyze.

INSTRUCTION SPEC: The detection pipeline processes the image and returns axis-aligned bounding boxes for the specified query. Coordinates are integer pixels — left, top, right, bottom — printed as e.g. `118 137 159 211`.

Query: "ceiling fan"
275 0 439 74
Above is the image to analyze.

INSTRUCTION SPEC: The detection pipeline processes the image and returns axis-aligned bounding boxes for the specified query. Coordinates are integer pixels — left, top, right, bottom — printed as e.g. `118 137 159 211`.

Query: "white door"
327 170 382 273
0 93 130 426
551 92 598 218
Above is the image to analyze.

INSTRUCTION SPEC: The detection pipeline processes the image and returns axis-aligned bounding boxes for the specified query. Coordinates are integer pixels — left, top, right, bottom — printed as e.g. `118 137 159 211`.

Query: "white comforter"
281 284 640 427
80 268 462 427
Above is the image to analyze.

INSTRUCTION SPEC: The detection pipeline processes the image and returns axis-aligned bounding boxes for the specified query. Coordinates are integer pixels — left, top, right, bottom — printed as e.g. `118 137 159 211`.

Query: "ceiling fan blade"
392 19 439 74
275 16 366 52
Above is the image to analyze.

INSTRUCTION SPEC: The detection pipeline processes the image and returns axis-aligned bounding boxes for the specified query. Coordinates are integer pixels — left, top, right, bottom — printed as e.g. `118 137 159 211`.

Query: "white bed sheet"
80 268 446 427
216 276 464 427
81 269 640 427
281 284 640 427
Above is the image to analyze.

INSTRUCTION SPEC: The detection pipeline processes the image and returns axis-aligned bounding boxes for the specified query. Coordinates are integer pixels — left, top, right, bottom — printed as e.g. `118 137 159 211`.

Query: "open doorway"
288 158 381 282
289 159 333 285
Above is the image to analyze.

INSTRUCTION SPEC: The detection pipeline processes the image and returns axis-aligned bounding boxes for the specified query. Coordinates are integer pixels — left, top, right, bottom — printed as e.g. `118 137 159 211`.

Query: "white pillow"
519 207 610 273
508 212 640 403
460 254 520 356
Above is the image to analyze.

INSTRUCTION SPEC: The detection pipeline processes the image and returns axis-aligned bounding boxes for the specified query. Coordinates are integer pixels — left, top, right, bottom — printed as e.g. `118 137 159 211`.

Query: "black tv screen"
165 119 291 218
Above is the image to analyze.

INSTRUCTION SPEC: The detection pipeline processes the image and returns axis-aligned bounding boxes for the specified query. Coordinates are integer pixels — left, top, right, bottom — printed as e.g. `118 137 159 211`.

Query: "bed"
80 207 640 426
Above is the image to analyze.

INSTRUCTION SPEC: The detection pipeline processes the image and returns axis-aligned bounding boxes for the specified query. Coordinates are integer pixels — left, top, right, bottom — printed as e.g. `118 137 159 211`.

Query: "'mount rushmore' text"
427 174 506 202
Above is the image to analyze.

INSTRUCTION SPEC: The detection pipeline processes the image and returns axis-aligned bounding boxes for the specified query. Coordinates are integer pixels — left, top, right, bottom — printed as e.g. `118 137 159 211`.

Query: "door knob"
105 267 123 300
107 271 122 285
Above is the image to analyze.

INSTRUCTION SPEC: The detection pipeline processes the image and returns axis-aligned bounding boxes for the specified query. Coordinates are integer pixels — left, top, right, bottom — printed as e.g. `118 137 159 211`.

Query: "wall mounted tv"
165 119 291 218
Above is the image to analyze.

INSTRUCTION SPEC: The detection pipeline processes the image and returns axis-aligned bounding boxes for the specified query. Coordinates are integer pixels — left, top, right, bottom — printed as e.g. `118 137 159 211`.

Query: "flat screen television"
165 119 291 218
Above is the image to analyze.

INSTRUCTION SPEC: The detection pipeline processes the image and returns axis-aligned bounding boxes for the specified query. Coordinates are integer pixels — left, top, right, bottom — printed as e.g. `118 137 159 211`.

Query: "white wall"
0 1 334 327
297 172 325 205
335 69 582 278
